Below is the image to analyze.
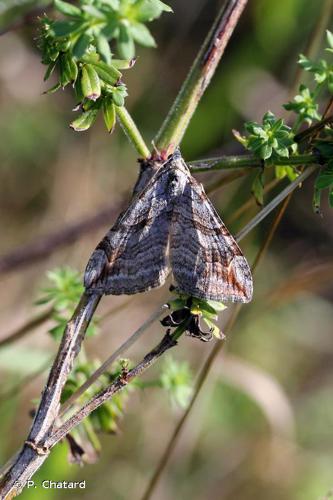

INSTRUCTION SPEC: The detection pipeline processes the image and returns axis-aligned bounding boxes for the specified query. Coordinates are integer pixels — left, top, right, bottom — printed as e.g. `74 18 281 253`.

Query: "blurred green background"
0 1 333 499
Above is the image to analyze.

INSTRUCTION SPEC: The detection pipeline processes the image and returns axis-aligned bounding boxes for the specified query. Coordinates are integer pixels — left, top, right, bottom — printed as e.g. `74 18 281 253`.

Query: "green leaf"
111 58 135 69
81 64 101 101
298 54 314 71
252 170 265 205
102 98 116 132
59 53 71 87
60 52 78 84
54 0 82 17
111 85 128 106
96 34 112 64
167 298 187 310
130 22 156 47
101 0 120 8
72 33 93 59
275 165 298 181
112 92 124 107
102 19 119 39
51 20 83 37
90 60 121 85
205 299 227 312
43 83 62 94
135 0 173 22
43 61 57 81
82 5 106 19
259 144 272 160
153 0 173 13
326 30 333 49
160 357 193 409
117 24 135 60
70 109 99 131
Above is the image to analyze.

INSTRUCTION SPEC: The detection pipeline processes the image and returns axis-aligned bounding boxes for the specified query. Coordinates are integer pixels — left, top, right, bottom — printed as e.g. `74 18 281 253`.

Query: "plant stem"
116 106 150 159
60 305 166 416
45 333 179 448
235 167 316 241
0 292 101 497
189 153 318 172
154 0 248 155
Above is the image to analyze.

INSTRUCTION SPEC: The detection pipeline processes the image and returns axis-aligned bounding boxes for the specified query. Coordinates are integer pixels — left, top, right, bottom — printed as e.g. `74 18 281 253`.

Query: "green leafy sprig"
234 31 333 209
37 266 98 339
160 356 193 409
38 0 172 131
234 111 298 204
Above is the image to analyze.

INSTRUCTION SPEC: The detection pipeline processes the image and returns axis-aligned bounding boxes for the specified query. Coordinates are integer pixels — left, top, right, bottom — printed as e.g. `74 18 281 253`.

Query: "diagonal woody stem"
0 292 101 495
154 0 248 155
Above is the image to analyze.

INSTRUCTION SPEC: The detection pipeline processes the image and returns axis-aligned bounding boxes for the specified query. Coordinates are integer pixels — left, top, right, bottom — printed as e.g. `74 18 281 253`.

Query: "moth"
84 150 253 303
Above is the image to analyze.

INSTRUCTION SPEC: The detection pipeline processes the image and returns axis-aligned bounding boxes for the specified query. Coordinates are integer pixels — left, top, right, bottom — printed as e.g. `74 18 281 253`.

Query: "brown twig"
0 292 100 496
45 332 178 448
0 306 53 349
59 305 166 417
0 202 124 276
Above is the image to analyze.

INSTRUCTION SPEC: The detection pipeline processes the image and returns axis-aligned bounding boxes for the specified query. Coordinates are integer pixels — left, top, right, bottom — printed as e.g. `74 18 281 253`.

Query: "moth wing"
84 167 172 295
170 177 253 303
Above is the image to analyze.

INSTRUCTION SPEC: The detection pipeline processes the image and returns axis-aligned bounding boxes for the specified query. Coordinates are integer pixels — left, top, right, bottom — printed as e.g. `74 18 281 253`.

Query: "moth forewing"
169 159 253 303
84 161 174 294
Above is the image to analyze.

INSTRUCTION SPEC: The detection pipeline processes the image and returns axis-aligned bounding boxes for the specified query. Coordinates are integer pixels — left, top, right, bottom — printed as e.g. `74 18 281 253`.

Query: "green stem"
154 0 248 155
116 106 150 159
189 153 318 172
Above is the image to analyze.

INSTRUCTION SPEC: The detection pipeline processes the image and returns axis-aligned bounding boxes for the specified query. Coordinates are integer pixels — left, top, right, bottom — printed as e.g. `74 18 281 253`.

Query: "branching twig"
0 292 100 496
45 331 178 448
59 304 166 416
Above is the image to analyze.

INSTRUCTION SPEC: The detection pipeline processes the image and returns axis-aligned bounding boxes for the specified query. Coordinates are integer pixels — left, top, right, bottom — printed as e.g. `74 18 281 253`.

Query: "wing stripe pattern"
84 152 253 303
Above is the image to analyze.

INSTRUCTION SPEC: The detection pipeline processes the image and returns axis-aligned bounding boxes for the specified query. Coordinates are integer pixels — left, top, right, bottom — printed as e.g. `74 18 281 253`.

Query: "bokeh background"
0 1 333 499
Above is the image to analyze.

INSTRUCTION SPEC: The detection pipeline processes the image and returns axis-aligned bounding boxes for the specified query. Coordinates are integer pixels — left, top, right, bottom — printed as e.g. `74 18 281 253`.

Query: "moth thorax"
167 170 186 198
